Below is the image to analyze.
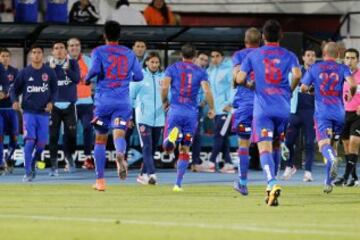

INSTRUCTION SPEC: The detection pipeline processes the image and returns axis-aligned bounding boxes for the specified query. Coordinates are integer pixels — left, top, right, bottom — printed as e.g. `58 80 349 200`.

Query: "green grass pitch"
0 184 359 240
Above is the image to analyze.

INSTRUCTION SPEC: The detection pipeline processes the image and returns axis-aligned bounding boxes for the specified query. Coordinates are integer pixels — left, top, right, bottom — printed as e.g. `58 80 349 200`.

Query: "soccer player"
0 48 19 173
0 63 9 175
334 48 360 187
85 21 143 191
10 45 58 182
48 41 80 176
161 43 215 192
67 38 95 170
301 42 356 193
191 51 209 172
283 48 316 182
236 20 302 206
232 27 261 195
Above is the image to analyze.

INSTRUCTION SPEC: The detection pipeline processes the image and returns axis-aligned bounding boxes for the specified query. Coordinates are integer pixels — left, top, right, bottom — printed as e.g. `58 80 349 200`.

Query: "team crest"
42 73 49 81
7 74 14 81
139 125 146 133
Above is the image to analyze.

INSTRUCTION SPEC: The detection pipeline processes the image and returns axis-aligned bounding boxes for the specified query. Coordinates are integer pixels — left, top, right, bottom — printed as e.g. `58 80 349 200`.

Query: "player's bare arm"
161 76 171 111
201 81 215 119
235 70 247 86
291 67 302 91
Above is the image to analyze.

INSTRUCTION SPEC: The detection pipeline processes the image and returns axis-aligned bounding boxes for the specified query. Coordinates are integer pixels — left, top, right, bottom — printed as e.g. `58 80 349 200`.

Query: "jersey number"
264 58 282 84
180 72 193 103
319 72 340 96
106 55 128 80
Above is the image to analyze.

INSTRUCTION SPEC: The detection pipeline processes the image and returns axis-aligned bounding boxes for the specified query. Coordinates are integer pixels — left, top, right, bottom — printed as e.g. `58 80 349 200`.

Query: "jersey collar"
265 42 280 47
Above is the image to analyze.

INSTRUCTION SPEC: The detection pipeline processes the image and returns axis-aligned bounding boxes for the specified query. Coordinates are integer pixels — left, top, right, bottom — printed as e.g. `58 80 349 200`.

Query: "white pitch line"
0 214 358 237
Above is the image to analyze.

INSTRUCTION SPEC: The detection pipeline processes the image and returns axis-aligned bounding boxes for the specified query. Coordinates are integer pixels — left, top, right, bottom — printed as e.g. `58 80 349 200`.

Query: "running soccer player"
232 27 261 196
85 21 143 191
10 45 58 182
334 48 360 187
161 44 215 192
0 48 19 173
301 42 357 193
236 20 302 206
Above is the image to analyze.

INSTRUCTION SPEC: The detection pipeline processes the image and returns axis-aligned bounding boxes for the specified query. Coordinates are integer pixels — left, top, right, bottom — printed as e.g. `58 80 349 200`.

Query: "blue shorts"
315 117 344 141
93 104 132 134
231 108 253 139
23 112 49 144
164 109 198 144
0 109 19 136
0 113 4 136
253 114 288 142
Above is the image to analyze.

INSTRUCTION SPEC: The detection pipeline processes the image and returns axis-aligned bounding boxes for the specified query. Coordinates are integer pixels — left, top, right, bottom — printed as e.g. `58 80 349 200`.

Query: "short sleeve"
240 54 253 74
165 65 174 79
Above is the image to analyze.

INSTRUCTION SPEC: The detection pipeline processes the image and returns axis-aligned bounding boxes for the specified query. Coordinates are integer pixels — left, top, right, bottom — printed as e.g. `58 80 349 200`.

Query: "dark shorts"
341 111 360 139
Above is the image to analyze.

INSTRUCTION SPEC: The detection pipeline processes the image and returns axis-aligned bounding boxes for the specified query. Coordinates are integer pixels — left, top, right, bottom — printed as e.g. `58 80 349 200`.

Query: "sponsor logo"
58 77 72 86
27 83 48 93
42 73 49 81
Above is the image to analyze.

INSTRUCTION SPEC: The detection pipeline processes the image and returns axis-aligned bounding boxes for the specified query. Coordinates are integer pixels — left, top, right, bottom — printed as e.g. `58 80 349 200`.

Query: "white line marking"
0 214 358 237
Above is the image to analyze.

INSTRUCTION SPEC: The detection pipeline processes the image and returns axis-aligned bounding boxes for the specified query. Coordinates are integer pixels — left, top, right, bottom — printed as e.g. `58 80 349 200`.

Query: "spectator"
67 38 95 170
48 41 80 176
46 0 68 23
144 0 176 26
69 0 99 24
14 0 38 23
130 52 165 185
108 0 146 26
132 41 147 66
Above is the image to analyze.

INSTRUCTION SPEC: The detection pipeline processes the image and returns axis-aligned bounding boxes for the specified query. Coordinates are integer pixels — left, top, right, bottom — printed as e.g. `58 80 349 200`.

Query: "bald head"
323 42 339 59
245 27 261 47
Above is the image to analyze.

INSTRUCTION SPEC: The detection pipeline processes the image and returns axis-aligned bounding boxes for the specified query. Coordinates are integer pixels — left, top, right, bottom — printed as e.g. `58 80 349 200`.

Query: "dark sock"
343 155 352 180
349 154 358 180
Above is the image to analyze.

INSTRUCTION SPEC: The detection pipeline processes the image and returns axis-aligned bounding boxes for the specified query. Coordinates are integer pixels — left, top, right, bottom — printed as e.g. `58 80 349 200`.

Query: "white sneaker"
136 174 150 185
220 163 235 174
354 180 360 187
303 171 314 182
282 166 297 180
193 161 216 173
148 174 157 185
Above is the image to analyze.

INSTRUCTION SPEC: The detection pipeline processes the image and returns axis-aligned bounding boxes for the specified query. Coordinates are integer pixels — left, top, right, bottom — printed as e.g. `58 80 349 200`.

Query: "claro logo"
27 83 49 93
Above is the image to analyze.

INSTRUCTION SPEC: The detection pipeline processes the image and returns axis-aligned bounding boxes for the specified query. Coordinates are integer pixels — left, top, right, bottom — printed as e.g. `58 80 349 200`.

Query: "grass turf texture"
0 185 359 240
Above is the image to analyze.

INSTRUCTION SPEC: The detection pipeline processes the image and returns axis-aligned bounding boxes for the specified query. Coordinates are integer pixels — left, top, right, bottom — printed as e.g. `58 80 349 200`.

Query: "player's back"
232 48 255 109
166 61 207 114
308 60 349 121
246 44 299 118
93 44 142 106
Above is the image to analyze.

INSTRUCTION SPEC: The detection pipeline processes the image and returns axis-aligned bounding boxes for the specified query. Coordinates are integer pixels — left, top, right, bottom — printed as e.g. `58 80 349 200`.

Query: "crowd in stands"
0 0 178 25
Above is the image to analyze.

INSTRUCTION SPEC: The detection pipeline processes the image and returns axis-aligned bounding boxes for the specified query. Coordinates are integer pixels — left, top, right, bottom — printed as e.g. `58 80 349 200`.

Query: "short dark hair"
30 44 44 52
52 41 66 49
197 51 209 58
262 19 282 42
302 48 316 56
0 48 11 55
104 21 121 42
345 48 359 59
210 49 224 56
181 44 196 59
